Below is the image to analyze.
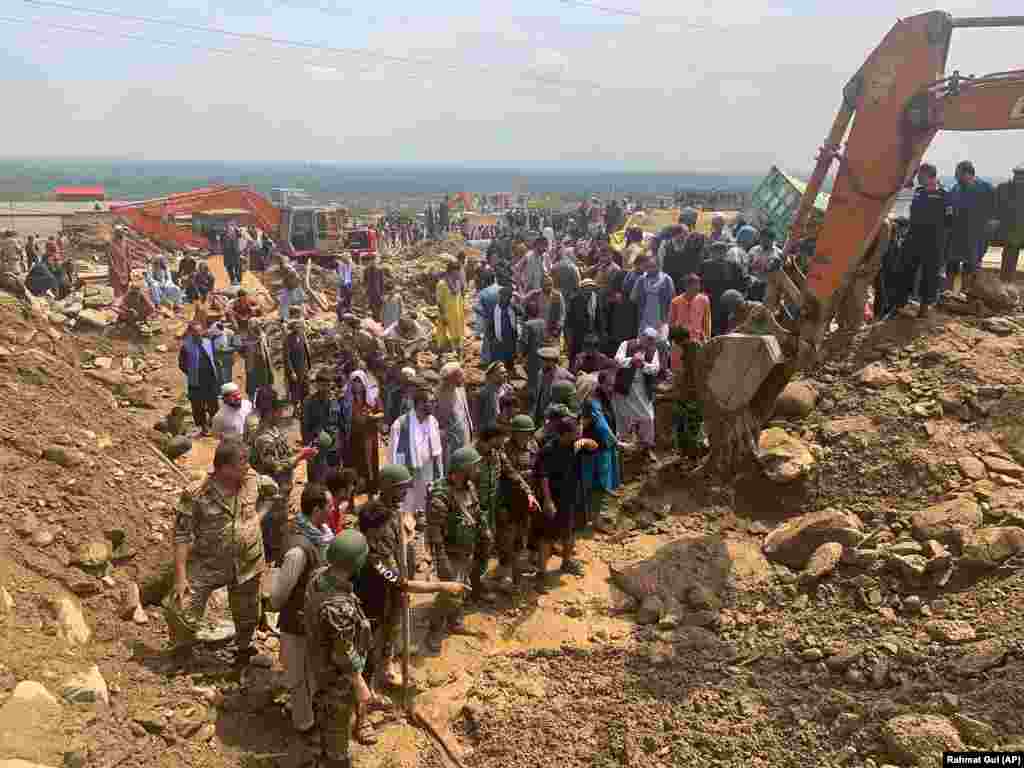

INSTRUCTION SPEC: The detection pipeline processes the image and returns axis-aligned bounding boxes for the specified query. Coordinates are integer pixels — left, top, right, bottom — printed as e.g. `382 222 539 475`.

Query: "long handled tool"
396 510 413 717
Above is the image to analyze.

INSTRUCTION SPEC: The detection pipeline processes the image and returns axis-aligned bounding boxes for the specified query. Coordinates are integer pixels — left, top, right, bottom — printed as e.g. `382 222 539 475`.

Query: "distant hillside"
0 159 764 202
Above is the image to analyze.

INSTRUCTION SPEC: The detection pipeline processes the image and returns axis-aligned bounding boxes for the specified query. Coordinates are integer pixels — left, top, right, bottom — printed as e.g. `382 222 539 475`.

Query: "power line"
17 0 612 93
0 14 386 78
557 0 720 30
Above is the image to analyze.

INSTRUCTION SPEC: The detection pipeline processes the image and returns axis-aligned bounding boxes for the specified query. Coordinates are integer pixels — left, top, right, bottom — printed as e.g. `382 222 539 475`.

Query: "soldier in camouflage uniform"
502 414 541 584
251 391 318 564
168 438 278 664
303 531 374 768
476 425 539 591
354 463 413 693
426 446 490 652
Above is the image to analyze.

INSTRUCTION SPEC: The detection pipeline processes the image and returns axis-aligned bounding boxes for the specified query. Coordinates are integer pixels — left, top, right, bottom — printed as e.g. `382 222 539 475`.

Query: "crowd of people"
166 191 819 765
876 160 1024 319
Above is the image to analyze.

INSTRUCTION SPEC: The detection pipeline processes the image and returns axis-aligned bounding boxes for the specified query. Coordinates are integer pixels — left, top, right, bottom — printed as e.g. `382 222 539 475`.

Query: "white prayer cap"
642 327 658 339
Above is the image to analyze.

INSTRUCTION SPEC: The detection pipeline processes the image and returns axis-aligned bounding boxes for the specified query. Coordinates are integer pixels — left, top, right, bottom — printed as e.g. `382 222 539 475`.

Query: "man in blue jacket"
948 160 996 294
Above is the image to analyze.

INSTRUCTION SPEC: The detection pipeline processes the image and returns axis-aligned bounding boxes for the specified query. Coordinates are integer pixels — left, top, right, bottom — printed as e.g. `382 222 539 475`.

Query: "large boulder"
980 454 1024 478
704 334 784 412
800 542 843 583
41 446 85 469
881 714 964 766
0 586 14 616
910 496 982 547
47 592 91 646
763 508 864 569
0 682 61 762
69 540 113 572
773 381 818 419
756 428 816 484
83 287 114 308
969 271 1019 312
75 309 112 330
959 526 1024 568
856 363 899 388
924 620 976 645
60 666 109 706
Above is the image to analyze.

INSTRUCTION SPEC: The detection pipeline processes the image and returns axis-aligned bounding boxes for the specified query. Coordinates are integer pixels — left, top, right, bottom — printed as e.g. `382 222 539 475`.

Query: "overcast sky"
2 0 1022 176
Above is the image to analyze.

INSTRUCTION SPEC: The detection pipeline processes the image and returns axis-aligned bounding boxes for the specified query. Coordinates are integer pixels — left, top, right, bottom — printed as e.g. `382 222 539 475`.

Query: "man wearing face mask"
210 382 253 440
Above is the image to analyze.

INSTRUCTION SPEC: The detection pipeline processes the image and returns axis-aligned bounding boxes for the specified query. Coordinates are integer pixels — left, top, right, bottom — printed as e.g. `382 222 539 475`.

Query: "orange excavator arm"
700 12 1024 478
110 185 282 250
788 11 1024 366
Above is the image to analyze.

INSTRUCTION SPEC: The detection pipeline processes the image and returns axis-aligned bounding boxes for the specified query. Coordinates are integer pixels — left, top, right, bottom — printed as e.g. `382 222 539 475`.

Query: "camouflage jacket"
251 424 293 485
304 568 371 692
427 479 491 579
477 448 534 530
507 440 539 489
173 468 277 585
359 499 405 581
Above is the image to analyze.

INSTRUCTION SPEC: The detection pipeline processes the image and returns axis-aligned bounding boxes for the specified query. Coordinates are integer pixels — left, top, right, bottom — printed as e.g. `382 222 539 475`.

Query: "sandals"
560 559 584 577
354 718 378 746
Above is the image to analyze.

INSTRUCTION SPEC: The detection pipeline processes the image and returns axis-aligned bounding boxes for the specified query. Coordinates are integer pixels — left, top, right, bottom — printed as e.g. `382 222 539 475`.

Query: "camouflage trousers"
429 555 471 630
164 573 261 652
265 482 292 565
314 685 355 766
495 499 530 570
365 593 400 688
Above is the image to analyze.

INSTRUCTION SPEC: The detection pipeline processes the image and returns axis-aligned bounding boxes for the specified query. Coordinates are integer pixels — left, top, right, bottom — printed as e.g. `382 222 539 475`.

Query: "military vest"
278 533 321 636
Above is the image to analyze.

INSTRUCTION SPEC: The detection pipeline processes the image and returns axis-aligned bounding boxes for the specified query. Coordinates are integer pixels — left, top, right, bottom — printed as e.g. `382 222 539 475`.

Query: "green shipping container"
749 166 830 242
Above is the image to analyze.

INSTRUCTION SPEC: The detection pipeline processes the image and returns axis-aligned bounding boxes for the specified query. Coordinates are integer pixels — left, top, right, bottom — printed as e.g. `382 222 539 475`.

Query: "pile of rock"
759 493 1024 597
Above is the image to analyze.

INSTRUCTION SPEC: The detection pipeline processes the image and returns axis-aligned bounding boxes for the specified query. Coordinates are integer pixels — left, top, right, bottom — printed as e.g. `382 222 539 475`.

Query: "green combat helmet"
508 414 536 433
326 529 369 573
379 463 413 490
549 380 579 415
449 446 482 475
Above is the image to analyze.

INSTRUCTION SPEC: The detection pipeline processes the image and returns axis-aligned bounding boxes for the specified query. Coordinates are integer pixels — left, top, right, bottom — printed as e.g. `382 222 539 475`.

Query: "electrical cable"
17 0 612 93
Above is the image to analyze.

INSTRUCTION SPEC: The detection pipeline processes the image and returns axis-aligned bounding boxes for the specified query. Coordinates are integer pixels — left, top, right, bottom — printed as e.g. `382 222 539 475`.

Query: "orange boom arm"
788 11 1024 365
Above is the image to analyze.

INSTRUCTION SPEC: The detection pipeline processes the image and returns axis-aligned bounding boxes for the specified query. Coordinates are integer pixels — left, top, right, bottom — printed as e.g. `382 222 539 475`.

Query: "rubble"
959 526 1024 567
881 714 964 765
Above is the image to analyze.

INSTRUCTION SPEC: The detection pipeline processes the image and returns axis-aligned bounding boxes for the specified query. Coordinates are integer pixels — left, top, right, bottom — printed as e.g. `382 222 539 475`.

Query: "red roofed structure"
54 186 106 202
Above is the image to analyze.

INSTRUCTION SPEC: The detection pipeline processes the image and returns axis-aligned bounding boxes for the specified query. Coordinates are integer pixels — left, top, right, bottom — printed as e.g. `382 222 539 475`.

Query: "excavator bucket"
704 334 784 413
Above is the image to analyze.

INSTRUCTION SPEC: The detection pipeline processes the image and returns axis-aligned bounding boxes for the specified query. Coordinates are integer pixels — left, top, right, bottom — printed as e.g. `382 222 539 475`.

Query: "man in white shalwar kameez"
613 326 661 463
388 383 443 519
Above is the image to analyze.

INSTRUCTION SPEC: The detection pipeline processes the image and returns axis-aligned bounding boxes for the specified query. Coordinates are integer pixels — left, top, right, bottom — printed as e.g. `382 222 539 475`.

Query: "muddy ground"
3 251 1024 768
